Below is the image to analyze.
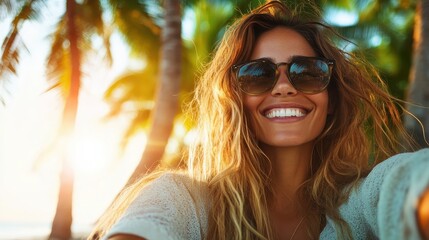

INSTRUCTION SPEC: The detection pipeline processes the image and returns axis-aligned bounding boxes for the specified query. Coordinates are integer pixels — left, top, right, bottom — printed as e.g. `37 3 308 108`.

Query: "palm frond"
335 0 415 100
325 0 354 10
44 13 74 99
0 30 23 76
79 0 113 64
0 0 45 80
45 14 67 81
103 69 157 149
0 0 18 19
104 68 157 111
45 0 114 96
108 0 161 58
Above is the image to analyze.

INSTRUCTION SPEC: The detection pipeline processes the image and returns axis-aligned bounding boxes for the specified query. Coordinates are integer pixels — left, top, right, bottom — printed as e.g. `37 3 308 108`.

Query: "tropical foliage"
333 0 416 99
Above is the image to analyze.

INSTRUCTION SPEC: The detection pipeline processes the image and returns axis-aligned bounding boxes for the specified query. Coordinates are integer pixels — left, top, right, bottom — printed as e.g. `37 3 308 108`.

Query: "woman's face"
242 27 329 148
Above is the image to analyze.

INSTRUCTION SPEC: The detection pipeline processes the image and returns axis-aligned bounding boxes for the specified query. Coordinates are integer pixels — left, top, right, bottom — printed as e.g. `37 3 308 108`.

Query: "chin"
261 138 313 148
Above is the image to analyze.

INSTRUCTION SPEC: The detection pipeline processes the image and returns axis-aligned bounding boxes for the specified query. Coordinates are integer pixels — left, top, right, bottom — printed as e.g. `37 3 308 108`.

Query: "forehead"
250 27 316 62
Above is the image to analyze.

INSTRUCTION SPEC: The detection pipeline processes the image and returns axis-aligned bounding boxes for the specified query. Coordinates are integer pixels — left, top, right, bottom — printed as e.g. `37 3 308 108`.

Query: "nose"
271 66 298 96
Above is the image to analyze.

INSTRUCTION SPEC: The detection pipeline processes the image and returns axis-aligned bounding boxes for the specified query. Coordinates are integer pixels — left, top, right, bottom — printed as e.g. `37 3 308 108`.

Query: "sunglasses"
232 56 334 95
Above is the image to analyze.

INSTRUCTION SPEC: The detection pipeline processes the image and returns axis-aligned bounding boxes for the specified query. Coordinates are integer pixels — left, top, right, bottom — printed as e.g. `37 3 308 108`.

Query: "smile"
264 108 307 118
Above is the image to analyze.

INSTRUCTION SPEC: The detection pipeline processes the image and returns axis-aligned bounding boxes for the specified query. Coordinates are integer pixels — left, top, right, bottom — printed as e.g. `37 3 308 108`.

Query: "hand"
418 188 429 239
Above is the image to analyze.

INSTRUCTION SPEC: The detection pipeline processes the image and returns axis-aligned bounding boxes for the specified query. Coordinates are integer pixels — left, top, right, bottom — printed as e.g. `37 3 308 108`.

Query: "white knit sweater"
105 148 429 240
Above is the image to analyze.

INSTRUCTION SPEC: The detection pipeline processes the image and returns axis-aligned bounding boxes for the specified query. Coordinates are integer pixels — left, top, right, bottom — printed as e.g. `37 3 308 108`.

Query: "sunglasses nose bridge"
275 62 290 79
274 62 293 84
271 62 298 95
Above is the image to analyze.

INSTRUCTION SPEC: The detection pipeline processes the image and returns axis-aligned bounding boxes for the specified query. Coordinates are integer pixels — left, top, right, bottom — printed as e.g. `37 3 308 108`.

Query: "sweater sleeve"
103 173 208 240
320 148 429 240
377 148 429 239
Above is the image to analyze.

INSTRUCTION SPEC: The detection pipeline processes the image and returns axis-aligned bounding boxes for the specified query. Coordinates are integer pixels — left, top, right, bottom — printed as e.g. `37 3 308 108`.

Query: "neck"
261 142 313 213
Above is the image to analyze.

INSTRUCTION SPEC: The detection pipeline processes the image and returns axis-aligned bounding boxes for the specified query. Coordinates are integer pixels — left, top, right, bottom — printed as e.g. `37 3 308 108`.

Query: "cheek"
242 95 264 131
242 95 263 115
308 92 330 129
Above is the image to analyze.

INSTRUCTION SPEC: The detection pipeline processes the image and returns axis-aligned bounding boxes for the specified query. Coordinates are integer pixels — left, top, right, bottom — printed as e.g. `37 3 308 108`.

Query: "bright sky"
0 1 150 238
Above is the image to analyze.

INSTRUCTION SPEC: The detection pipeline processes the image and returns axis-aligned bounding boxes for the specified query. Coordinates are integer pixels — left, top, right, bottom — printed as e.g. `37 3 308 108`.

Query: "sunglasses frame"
232 56 334 95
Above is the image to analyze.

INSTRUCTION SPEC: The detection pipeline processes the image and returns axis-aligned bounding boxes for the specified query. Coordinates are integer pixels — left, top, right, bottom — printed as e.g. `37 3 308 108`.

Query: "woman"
89 1 429 239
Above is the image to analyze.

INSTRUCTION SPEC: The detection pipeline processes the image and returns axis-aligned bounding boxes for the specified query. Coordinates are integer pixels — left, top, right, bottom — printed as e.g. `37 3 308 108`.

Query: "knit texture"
105 149 429 240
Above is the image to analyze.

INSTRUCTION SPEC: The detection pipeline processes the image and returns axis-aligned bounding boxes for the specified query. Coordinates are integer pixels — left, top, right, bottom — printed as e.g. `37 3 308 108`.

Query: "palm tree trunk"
49 0 81 239
404 0 429 149
126 0 182 186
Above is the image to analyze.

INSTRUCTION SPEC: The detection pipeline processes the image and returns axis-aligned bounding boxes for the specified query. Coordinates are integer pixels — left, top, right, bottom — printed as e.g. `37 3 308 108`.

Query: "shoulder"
127 171 210 224
144 171 201 194
371 148 429 175
144 172 209 205
322 148 429 239
105 171 210 240
146 172 209 211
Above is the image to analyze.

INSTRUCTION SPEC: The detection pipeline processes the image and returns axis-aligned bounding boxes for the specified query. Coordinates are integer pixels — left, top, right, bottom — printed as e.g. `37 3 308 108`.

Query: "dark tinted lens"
237 61 276 94
289 58 331 94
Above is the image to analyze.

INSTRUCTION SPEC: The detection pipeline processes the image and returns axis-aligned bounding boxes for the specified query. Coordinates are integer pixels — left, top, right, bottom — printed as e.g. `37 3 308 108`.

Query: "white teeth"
265 108 307 118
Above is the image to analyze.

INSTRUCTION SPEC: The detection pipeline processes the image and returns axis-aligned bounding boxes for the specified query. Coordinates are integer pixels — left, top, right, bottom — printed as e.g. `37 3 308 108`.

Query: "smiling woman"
88 1 429 240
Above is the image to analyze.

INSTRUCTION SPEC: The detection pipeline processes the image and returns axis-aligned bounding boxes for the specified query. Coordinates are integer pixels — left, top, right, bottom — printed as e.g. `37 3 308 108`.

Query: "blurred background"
0 0 428 239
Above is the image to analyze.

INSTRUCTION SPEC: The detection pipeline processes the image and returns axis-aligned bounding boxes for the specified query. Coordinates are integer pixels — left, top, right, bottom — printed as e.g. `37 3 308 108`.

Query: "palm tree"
48 1 81 238
103 0 264 172
47 0 111 238
2 0 177 236
404 0 429 148
1 0 112 238
46 1 114 238
125 0 182 185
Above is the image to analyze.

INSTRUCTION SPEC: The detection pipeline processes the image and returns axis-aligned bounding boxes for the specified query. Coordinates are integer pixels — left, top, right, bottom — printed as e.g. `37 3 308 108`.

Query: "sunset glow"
0 3 148 238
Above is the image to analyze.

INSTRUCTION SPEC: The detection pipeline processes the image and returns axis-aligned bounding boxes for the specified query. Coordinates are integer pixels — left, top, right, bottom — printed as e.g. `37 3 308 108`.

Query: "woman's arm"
321 149 429 239
418 189 429 239
364 149 429 239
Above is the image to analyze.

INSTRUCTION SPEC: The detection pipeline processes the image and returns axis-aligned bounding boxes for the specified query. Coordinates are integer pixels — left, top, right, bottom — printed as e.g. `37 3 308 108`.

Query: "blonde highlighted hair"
89 1 414 239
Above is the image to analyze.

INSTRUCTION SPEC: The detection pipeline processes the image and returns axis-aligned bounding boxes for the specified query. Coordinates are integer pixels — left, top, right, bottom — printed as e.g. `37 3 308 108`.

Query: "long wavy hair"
89 1 414 239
